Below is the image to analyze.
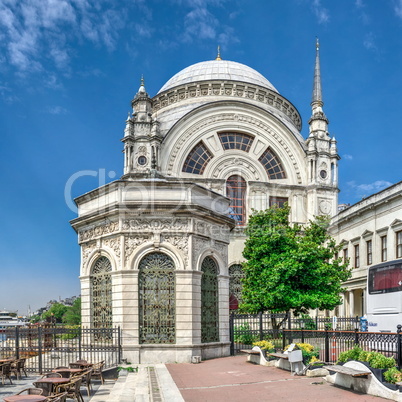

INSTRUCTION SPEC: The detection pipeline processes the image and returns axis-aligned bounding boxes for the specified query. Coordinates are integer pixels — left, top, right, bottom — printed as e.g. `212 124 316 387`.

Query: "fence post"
118 326 122 364
259 312 263 341
397 325 402 370
229 314 234 356
282 329 286 351
354 328 359 345
301 329 304 344
79 327 82 360
315 316 318 330
324 326 329 363
15 326 20 359
38 327 43 374
288 313 291 330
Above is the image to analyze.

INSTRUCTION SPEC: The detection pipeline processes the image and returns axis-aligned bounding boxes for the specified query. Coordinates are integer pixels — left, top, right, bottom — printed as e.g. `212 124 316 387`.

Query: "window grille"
226 175 246 225
269 196 288 208
201 257 219 343
218 132 254 152
229 264 244 310
138 252 176 344
343 248 349 264
91 256 113 330
182 141 213 174
258 147 286 179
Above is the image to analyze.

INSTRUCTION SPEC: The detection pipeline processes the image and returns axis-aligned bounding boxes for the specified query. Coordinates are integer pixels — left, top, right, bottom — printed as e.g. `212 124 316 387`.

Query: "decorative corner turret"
121 77 163 178
305 39 340 218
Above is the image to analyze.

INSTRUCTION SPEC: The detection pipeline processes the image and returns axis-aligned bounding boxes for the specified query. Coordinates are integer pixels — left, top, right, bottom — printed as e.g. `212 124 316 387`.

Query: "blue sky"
1 0 402 314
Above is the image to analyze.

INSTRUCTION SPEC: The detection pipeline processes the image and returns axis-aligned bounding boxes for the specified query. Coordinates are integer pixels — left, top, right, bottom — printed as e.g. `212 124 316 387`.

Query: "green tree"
42 302 68 323
62 298 81 325
241 205 351 324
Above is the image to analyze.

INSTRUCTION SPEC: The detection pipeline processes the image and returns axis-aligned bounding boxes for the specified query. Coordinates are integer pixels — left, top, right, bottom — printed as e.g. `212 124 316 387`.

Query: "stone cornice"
152 80 302 131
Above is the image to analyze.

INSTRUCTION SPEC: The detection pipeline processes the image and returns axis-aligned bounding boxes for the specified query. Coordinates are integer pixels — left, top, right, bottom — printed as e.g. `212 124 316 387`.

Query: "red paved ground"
166 355 386 402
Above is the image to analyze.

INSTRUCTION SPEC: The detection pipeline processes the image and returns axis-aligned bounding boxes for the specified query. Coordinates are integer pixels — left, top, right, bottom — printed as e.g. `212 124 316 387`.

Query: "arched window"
91 256 112 329
201 256 219 343
226 175 247 225
229 264 244 310
218 132 254 152
182 141 213 174
258 147 286 179
138 252 176 344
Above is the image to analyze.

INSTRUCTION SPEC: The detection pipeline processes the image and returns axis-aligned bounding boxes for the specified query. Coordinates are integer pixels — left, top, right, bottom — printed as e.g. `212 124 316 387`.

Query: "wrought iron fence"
0 325 121 374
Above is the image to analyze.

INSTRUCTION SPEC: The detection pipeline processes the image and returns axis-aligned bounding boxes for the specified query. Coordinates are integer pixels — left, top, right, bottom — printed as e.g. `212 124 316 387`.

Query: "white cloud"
363 32 377 52
342 154 353 160
311 0 329 24
395 0 402 19
347 180 393 198
47 106 68 115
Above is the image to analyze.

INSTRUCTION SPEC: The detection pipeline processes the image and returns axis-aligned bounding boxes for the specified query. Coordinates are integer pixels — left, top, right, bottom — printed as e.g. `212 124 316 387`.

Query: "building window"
218 132 254 152
269 196 288 208
354 245 360 268
201 256 219 343
343 248 349 264
381 235 387 262
91 256 113 331
138 252 176 344
397 231 402 259
182 141 212 174
366 240 372 265
258 147 286 179
229 264 244 310
226 175 247 225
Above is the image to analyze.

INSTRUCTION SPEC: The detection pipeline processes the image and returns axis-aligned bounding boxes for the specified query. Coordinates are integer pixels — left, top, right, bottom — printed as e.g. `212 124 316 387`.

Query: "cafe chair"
91 360 105 384
16 387 44 395
41 372 62 378
0 362 13 385
11 359 25 379
76 360 87 364
80 368 93 396
47 392 68 402
55 377 84 402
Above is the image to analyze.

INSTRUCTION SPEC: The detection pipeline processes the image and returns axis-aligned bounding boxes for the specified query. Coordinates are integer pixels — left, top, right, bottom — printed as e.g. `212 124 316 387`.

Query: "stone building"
330 182 402 318
71 42 340 363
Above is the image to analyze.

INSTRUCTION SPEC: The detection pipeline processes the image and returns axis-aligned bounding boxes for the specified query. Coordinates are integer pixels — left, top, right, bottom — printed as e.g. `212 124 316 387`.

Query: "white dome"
158 60 278 94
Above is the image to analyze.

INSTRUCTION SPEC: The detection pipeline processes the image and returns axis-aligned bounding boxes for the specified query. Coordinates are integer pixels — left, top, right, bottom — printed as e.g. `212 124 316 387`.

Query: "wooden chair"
41 372 62 378
19 357 28 377
55 366 69 369
16 388 44 395
69 363 82 369
79 368 93 396
76 360 87 364
47 392 68 402
33 381 51 396
55 377 84 402
91 360 105 384
0 362 13 385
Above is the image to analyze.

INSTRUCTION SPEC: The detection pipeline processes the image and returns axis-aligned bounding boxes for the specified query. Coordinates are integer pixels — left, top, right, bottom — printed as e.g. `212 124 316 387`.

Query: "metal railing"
0 325 121 374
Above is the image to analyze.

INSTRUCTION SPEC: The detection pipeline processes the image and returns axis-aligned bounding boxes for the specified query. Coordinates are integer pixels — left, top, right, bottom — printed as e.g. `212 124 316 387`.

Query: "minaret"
306 39 340 217
121 77 162 178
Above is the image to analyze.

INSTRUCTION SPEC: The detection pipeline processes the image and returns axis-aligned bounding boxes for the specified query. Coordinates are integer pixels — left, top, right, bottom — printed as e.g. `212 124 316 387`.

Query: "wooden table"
34 377 70 396
52 368 83 377
0 359 14 363
3 396 47 402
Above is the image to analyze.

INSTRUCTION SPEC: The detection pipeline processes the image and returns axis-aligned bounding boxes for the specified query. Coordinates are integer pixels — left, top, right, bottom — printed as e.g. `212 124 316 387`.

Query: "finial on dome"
138 74 146 94
215 45 222 61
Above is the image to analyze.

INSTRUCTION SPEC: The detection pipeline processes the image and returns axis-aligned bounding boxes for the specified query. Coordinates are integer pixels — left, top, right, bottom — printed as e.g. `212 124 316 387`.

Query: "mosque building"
71 42 342 363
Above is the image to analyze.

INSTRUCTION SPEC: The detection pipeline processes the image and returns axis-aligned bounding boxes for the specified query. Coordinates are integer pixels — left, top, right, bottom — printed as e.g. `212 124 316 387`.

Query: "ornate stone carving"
214 240 228 262
82 242 96 269
194 220 230 242
153 82 301 131
192 236 210 268
122 218 189 232
79 221 119 242
124 235 151 265
162 235 189 265
102 236 121 260
211 157 260 180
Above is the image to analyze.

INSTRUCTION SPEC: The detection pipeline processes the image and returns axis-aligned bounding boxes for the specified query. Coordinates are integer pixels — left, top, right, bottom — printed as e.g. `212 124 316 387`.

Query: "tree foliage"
241 205 351 316
42 303 69 323
62 298 81 325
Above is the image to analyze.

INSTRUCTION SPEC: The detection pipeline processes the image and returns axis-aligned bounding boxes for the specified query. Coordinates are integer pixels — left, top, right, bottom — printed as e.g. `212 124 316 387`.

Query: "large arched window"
201 256 219 343
229 264 244 310
258 147 286 179
226 175 247 225
91 256 112 329
182 141 213 174
138 252 176 344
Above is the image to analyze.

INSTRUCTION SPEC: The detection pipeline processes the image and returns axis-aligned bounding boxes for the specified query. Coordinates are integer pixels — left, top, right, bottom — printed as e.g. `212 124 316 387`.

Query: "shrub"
384 367 402 384
233 324 258 345
284 342 319 364
300 314 316 330
252 340 275 351
337 346 396 369
337 345 363 363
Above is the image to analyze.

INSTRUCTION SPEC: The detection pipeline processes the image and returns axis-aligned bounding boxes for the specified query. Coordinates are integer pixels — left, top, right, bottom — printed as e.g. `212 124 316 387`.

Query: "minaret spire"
311 37 322 107
215 45 222 61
